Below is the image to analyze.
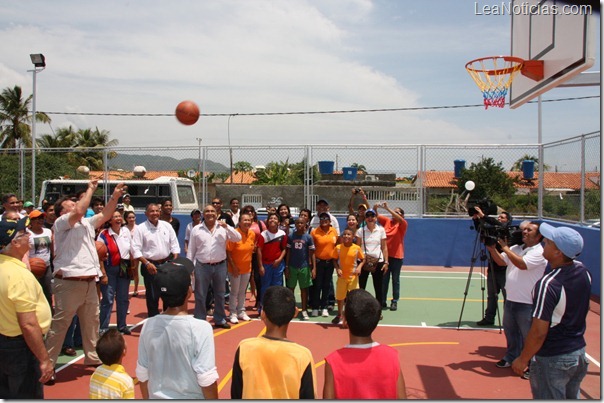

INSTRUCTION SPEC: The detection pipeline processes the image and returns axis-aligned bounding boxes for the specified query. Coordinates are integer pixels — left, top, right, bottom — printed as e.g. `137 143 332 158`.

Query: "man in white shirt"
131 203 180 318
309 198 340 234
187 204 241 328
488 221 547 379
44 180 126 378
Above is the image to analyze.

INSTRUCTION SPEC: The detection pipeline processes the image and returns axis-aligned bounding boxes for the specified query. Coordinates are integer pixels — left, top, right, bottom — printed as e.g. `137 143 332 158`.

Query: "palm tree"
36 126 77 148
350 162 367 173
0 85 50 150
233 161 254 183
72 127 119 170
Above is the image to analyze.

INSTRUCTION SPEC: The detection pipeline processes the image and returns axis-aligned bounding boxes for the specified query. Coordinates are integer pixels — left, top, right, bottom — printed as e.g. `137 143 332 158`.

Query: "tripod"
457 226 502 332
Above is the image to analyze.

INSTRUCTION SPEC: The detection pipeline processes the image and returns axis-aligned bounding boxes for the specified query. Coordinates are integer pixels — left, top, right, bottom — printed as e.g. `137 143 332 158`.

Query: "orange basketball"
175 100 200 125
95 240 108 259
29 257 47 278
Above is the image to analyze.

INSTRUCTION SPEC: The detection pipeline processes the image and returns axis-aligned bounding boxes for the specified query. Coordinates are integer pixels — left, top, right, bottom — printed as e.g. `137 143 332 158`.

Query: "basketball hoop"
466 56 524 109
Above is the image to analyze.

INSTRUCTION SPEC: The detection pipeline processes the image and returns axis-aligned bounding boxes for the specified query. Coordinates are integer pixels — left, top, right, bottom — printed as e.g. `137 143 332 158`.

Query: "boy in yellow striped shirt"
89 329 135 399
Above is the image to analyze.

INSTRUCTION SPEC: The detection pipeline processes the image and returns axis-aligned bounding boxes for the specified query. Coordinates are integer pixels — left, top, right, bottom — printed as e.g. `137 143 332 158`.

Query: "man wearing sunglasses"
211 198 235 227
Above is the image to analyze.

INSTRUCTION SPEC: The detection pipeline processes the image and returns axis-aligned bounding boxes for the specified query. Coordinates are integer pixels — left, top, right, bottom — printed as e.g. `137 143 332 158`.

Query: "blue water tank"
454 160 466 178
342 167 358 181
522 160 535 179
317 161 335 175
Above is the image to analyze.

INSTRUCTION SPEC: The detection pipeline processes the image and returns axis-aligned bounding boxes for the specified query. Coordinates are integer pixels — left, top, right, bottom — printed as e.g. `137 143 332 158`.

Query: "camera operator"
486 221 547 379
472 206 511 326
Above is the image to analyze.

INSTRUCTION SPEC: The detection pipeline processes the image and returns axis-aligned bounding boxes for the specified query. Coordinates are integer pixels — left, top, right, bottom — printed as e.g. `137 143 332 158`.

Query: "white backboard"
509 0 596 108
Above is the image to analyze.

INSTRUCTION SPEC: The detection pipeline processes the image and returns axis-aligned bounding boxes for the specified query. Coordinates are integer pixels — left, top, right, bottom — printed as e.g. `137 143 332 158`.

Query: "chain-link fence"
1 132 599 225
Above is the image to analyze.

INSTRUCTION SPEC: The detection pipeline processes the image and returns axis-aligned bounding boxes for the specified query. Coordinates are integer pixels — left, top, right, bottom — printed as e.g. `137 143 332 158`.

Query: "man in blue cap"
511 223 591 399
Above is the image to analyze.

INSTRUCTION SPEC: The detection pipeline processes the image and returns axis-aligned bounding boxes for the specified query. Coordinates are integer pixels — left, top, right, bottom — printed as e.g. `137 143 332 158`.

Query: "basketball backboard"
509 0 597 109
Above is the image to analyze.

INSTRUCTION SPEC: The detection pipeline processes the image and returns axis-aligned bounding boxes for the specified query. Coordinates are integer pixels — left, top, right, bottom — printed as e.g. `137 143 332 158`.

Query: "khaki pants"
45 278 101 367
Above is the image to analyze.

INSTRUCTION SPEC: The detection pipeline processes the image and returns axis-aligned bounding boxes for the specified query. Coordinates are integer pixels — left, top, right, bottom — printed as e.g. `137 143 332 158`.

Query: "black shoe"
496 359 511 368
522 369 530 380
477 318 495 326
381 302 388 309
390 301 398 311
44 373 56 386
331 315 341 324
215 322 231 329
119 327 131 335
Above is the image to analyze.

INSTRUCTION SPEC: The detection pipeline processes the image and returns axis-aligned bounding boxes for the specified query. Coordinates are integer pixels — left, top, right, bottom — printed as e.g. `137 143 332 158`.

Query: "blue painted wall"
154 214 601 297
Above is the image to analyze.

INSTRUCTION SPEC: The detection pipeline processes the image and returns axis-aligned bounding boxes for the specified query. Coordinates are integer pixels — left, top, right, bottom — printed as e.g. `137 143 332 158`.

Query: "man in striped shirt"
511 223 590 399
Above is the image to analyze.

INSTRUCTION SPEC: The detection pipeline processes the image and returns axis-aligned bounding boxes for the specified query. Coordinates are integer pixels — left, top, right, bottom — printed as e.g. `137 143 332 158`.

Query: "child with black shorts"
323 289 407 399
285 218 316 320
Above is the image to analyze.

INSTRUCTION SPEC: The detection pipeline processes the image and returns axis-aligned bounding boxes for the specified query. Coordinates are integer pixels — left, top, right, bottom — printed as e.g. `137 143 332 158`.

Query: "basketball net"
466 56 524 109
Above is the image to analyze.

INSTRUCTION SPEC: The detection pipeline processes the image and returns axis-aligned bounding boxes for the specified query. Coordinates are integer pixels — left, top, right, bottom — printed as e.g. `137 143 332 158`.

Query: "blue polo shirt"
531 261 591 356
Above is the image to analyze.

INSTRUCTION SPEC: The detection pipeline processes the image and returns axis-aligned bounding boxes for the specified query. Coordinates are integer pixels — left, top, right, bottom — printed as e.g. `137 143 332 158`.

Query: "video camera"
468 198 498 217
480 221 523 247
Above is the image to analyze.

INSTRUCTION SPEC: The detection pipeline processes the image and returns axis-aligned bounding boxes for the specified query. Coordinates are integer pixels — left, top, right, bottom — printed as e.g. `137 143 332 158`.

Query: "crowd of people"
0 183 593 399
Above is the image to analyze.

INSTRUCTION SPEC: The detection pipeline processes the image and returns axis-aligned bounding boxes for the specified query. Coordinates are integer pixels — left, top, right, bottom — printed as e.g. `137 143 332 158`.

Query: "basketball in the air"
175 100 200 125
29 257 47 278
95 240 108 259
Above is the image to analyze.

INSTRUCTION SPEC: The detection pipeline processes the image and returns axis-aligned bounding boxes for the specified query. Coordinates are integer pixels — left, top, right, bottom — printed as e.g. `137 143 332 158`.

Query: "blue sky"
0 0 600 150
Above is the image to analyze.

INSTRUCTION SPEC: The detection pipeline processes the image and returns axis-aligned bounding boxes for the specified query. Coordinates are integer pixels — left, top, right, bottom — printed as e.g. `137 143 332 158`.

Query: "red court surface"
45 266 601 399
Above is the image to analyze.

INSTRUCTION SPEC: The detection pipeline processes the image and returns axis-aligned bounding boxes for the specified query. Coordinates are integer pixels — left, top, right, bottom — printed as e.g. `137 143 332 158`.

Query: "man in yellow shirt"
0 217 53 398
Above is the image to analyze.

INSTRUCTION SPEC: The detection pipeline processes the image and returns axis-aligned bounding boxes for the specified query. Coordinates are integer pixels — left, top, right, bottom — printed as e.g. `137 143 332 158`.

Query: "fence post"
580 135 586 224
418 145 425 217
538 143 544 219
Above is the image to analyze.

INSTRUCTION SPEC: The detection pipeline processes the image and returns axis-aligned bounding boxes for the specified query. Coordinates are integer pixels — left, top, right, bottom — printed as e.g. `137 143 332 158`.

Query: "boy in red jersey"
323 289 407 399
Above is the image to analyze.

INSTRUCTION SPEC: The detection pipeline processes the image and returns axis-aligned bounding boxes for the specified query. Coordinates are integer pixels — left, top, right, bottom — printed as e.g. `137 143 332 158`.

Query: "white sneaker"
310 309 319 317
321 309 329 317
301 311 309 320
229 314 239 324
238 313 251 321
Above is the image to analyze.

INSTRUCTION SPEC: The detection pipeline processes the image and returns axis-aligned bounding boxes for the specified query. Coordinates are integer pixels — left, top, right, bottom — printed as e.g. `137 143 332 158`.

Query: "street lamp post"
29 53 46 206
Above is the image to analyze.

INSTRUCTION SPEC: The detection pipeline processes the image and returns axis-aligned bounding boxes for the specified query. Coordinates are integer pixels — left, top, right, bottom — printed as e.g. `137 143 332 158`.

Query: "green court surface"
289 267 503 329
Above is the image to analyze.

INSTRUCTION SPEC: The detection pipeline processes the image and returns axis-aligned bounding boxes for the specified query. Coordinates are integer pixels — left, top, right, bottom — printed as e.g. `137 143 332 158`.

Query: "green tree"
350 162 366 173
511 154 549 172
233 161 254 183
253 159 303 185
457 157 517 203
0 85 51 150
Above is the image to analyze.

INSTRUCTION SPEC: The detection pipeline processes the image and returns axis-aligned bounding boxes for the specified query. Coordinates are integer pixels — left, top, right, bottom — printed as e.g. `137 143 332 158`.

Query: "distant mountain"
108 153 228 172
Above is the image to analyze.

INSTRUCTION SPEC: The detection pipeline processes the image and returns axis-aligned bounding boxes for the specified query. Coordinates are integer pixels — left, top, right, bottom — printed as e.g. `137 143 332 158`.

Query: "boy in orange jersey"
331 228 364 326
231 286 316 399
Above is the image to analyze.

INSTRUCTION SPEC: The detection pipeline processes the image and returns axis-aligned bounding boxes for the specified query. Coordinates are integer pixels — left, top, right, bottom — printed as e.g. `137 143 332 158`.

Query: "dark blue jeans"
311 259 334 310
62 315 82 349
100 264 131 331
530 347 589 399
382 257 403 303
502 300 533 363
0 334 43 399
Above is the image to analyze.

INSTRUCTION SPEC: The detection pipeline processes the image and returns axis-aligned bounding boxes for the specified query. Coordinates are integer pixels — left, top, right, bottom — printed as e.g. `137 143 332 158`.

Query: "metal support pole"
537 95 544 219
31 70 37 206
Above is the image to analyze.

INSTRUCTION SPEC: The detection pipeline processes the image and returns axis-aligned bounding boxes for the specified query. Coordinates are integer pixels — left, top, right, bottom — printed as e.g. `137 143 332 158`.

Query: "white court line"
400 275 484 280
586 352 601 368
